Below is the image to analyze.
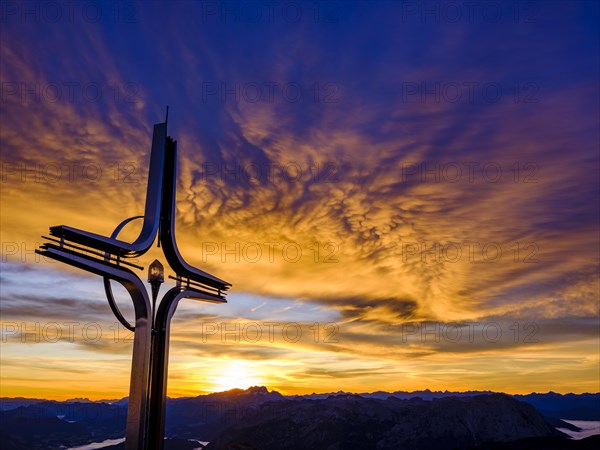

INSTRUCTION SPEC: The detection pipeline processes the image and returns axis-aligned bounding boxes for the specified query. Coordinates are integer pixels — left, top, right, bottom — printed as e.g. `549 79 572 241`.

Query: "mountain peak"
64 398 93 403
247 385 270 394
203 386 285 402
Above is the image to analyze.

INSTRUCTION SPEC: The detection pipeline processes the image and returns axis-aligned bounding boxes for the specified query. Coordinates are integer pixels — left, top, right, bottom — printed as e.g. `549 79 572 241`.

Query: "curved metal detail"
48 122 167 258
146 287 224 450
103 216 145 332
160 139 231 293
36 246 152 450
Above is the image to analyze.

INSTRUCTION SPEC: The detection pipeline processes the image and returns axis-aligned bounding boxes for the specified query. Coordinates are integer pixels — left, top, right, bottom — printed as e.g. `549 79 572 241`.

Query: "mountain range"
1 387 599 449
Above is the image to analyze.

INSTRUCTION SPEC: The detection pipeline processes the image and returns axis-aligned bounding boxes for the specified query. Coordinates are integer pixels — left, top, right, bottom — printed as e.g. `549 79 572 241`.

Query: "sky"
0 0 598 400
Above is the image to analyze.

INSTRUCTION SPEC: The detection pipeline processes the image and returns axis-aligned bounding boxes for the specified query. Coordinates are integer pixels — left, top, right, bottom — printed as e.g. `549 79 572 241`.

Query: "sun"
212 360 263 392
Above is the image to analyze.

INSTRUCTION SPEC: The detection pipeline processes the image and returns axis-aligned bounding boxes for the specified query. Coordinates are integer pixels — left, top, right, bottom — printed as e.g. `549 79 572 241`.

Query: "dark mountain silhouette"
0 402 126 449
3 388 598 419
0 413 87 449
166 386 285 439
513 393 600 421
291 390 600 420
295 388 494 401
0 397 47 411
1 387 598 449
204 393 564 450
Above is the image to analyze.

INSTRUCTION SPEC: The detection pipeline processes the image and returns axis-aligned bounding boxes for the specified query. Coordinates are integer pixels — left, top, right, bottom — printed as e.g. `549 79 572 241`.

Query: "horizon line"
3 385 599 402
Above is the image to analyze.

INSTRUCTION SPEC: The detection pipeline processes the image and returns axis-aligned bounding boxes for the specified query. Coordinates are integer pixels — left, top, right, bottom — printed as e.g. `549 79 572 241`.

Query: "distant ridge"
1 387 599 450
291 387 495 400
2 387 599 419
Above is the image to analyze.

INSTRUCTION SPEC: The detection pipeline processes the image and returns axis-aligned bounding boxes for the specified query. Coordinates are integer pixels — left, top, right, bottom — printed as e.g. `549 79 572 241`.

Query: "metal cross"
36 109 231 450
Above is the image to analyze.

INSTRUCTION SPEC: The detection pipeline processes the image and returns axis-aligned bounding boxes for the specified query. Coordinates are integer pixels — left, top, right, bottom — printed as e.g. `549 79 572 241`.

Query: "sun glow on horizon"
210 360 264 392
